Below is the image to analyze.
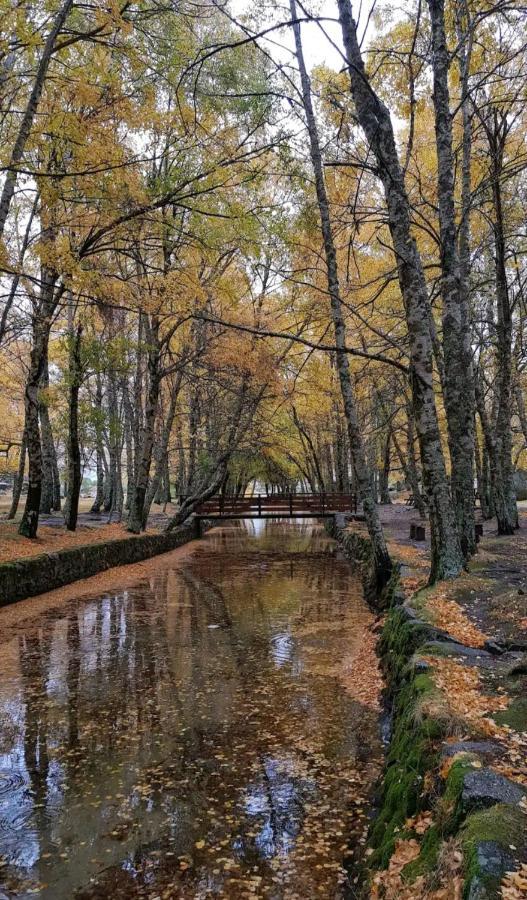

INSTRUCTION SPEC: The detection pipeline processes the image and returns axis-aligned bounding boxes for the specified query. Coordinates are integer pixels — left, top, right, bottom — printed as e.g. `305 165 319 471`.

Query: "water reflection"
0 520 381 898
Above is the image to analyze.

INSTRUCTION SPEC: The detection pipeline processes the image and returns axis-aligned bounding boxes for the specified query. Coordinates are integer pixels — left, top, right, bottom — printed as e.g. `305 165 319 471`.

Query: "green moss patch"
493 697 527 732
461 804 526 898
368 669 445 868
399 755 480 883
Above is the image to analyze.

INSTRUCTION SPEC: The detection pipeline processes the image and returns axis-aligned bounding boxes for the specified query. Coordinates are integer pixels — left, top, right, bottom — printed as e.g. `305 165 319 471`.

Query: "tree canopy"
1 0 526 582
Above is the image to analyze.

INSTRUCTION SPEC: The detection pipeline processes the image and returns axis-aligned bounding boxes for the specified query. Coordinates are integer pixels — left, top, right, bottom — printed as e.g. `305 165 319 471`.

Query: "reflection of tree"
4 521 378 899
66 612 80 751
18 626 54 878
178 567 307 862
19 631 51 805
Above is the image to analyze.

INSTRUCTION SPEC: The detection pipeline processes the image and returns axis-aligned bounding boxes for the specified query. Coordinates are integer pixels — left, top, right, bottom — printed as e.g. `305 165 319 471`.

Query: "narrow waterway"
0 520 383 899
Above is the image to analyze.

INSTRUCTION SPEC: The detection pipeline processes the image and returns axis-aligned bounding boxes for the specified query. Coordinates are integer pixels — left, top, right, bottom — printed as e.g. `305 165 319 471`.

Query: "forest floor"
0 500 177 564
367 504 527 899
379 501 527 644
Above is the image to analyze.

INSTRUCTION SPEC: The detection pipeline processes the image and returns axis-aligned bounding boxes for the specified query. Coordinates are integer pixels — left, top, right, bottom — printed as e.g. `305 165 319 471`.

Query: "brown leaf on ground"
339 624 384 710
425 657 508 735
370 837 464 899
426 595 488 648
501 863 527 899
405 811 434 835
0 521 148 564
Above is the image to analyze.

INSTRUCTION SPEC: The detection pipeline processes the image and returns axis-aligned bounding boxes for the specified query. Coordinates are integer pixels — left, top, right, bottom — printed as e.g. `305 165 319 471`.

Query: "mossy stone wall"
329 522 525 899
326 516 403 608
0 520 199 606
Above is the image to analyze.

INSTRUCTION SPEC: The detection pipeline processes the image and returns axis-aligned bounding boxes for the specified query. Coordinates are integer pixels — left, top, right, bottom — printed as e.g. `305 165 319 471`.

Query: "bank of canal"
0 520 383 899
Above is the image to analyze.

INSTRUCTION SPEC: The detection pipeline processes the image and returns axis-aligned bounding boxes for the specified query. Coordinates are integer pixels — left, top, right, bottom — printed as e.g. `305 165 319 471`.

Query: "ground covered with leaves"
0 519 137 564
362 505 527 900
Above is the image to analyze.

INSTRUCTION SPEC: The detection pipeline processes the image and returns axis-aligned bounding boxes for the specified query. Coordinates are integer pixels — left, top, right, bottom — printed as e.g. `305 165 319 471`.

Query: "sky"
230 0 350 73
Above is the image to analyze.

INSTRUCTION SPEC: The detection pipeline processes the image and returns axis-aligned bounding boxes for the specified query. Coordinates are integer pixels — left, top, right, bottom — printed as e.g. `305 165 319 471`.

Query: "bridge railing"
191 493 358 517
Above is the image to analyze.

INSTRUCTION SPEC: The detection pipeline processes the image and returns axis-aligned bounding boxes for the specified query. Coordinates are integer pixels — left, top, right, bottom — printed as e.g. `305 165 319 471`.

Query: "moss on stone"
461 804 526 898
0 522 199 606
420 641 458 658
438 756 478 826
493 697 527 732
402 825 442 881
407 587 436 619
461 803 525 849
367 667 445 868
334 526 523 899
399 755 479 884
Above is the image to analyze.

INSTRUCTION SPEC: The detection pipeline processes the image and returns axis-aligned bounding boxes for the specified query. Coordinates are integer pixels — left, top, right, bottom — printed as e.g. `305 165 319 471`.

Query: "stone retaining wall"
0 520 199 607
329 520 526 899
325 514 403 608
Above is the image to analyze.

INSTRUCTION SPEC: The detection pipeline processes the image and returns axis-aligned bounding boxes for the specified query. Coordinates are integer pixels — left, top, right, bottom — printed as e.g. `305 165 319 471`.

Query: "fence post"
258 494 262 517
289 493 293 515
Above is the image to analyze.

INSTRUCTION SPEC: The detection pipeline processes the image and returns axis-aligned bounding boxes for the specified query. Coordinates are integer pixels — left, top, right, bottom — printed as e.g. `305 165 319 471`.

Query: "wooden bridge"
194 493 358 521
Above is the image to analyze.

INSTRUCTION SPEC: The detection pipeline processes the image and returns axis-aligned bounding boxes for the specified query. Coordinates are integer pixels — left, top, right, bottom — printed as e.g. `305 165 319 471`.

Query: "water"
0 520 382 899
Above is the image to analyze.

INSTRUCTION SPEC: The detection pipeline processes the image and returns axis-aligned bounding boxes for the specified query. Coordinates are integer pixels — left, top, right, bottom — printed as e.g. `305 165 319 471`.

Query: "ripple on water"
0 769 25 796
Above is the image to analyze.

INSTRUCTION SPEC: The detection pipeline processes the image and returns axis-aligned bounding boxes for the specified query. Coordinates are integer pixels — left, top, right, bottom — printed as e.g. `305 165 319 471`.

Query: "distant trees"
1 0 527 585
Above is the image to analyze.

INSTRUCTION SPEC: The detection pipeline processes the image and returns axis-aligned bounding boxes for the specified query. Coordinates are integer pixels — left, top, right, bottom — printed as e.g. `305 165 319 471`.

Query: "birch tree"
290 0 392 588
336 0 463 580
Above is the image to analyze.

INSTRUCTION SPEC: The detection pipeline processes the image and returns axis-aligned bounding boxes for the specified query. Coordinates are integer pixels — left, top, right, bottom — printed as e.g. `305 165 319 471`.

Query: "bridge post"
258 494 262 517
289 493 293 515
322 493 325 514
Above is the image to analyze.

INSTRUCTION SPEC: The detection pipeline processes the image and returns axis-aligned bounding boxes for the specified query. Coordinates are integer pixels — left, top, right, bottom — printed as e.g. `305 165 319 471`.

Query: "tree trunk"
292 406 325 493
8 426 27 519
38 360 59 514
0 0 74 241
102 452 112 513
0 194 38 347
122 379 135 510
90 372 105 513
19 272 60 538
128 317 161 533
186 386 200 494
392 408 427 520
475 375 507 528
64 325 83 531
474 424 491 520
427 0 476 557
379 428 392 504
336 0 463 581
291 0 392 591
107 371 123 522
489 121 517 534
142 374 181 527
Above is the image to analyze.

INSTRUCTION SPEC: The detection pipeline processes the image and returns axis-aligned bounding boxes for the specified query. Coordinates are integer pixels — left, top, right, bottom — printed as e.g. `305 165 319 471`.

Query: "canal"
0 520 383 899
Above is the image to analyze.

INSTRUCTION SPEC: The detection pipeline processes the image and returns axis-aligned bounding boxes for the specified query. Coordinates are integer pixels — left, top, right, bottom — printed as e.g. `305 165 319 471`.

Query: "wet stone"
441 741 502 760
462 769 527 812
412 655 432 674
466 841 516 900
423 640 493 660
